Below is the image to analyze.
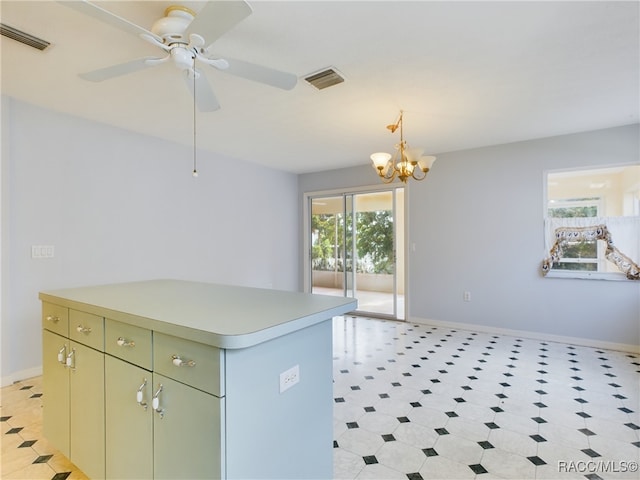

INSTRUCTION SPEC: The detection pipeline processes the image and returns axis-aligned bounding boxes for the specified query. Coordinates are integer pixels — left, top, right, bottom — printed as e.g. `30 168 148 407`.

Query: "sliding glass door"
308 188 405 320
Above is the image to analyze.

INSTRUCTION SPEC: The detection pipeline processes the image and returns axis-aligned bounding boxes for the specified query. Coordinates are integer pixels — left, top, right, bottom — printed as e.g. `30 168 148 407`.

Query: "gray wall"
1 97 300 384
299 124 640 349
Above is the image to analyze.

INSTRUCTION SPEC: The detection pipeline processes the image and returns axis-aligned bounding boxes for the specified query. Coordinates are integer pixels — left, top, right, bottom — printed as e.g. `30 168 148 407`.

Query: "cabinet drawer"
69 310 104 351
105 319 152 370
42 302 69 336
153 333 224 397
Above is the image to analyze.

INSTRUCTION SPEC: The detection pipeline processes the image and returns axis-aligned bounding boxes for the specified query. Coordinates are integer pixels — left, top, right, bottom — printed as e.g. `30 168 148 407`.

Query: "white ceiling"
1 1 638 174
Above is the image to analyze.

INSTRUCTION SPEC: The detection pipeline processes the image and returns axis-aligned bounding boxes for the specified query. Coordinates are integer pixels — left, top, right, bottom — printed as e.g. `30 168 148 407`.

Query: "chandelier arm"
378 170 397 183
411 169 427 181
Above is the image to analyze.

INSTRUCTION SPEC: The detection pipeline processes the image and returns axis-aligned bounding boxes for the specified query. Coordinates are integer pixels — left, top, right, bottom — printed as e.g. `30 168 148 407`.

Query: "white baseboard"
1 366 43 388
409 316 640 354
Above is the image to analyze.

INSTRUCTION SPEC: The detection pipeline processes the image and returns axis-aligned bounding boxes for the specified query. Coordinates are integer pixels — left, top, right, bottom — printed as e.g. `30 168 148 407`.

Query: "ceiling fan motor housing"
151 5 196 44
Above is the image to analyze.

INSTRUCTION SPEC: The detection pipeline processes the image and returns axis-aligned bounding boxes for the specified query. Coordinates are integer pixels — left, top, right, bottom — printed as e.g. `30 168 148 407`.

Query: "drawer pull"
136 379 148 410
46 315 60 323
171 355 196 368
152 384 164 419
76 325 92 334
116 337 135 348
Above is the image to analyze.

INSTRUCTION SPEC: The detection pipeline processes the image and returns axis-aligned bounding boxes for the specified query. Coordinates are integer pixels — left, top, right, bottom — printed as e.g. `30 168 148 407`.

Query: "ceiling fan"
61 0 298 111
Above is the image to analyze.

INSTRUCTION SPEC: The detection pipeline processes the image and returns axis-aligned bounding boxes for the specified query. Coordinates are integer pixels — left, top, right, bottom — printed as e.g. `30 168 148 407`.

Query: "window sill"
544 270 634 282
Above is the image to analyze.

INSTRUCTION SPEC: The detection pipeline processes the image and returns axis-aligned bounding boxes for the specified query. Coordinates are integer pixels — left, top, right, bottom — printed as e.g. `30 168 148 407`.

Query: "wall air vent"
1 23 50 51
304 68 344 90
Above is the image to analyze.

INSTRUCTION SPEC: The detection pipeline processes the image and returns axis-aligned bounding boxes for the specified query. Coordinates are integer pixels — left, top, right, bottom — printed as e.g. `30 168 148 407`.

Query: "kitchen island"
40 279 357 479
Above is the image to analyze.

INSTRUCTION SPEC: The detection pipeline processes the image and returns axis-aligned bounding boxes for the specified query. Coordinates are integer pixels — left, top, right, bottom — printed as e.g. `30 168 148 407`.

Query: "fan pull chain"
192 57 198 178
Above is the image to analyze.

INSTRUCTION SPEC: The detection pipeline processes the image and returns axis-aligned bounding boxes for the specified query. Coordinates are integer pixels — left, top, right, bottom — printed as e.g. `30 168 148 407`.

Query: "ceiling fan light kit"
151 5 197 43
370 111 436 184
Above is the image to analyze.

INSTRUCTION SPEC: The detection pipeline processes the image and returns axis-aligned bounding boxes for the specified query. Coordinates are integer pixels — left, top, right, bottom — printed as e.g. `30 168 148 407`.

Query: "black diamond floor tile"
584 474 603 480
33 454 53 464
527 456 546 466
581 448 601 458
363 455 378 465
422 447 438 457
51 473 71 480
469 464 488 474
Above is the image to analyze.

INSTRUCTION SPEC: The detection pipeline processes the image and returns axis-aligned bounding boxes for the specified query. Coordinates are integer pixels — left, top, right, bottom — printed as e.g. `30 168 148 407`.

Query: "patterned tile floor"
2 316 639 479
0 376 86 480
333 316 640 479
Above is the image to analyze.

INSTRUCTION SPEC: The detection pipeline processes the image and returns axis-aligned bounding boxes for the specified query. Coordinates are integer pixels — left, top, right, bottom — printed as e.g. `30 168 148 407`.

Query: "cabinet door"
105 355 153 480
69 341 105 480
152 373 224 480
42 330 70 457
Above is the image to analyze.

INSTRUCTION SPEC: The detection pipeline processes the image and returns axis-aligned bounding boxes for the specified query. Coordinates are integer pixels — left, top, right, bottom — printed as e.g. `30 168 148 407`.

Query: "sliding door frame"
303 183 408 321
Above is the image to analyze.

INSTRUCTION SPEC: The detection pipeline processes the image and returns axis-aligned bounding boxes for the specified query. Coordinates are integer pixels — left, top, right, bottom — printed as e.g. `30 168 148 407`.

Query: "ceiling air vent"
1 23 50 51
304 68 344 90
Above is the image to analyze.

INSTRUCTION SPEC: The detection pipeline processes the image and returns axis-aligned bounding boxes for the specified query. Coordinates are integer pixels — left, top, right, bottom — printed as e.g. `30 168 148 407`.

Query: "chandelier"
370 111 436 183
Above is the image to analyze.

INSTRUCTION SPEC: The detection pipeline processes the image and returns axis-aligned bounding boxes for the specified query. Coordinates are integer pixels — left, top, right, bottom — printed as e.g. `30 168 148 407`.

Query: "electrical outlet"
463 291 471 302
279 365 300 393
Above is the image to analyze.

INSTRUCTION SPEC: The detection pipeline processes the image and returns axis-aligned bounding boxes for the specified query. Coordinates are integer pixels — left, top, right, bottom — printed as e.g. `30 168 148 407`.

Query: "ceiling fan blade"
184 70 221 112
79 57 163 82
58 0 162 43
186 0 252 48
221 58 297 90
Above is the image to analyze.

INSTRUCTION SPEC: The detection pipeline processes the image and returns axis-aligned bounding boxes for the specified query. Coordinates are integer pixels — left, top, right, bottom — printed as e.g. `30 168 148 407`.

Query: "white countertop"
39 279 357 349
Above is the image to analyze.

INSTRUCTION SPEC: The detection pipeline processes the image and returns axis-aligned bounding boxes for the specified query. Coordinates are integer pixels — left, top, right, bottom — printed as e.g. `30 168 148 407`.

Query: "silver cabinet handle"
65 348 75 370
76 325 92 334
171 355 196 368
46 315 59 323
136 379 148 410
57 345 66 364
116 337 135 348
152 384 164 418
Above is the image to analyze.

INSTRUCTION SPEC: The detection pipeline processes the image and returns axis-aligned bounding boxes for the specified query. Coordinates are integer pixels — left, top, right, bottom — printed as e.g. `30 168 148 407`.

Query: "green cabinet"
103 320 224 479
152 373 223 479
69 340 105 480
105 355 153 479
42 329 70 457
42 306 105 479
41 280 348 480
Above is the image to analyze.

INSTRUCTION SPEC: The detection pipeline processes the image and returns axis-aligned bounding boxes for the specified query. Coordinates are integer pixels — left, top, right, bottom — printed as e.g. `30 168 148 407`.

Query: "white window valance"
542 217 640 280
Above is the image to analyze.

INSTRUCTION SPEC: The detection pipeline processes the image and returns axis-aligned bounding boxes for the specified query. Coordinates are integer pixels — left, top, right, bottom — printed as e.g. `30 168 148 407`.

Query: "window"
543 165 640 280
